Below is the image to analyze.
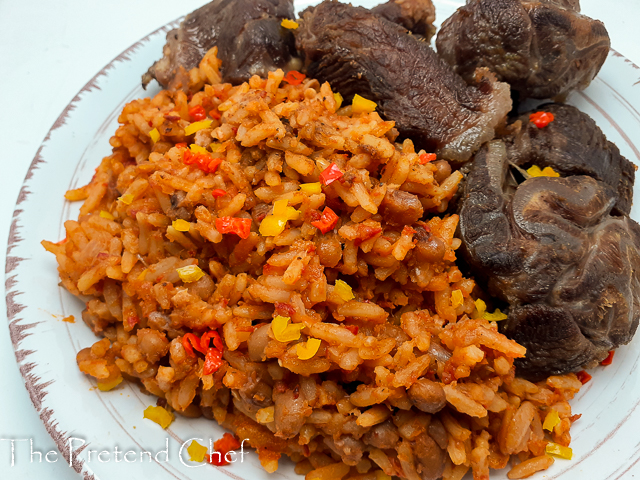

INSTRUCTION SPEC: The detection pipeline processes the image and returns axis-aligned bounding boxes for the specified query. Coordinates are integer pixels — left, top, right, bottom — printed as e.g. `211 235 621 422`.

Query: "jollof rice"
43 47 581 480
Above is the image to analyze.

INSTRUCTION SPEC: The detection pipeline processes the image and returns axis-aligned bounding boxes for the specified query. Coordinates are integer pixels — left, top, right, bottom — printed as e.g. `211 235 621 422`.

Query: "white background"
0 0 638 478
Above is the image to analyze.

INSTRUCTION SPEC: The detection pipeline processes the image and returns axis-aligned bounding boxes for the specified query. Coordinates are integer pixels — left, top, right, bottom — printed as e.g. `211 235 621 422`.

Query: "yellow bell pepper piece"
541 166 560 177
483 308 508 321
475 298 487 316
259 215 288 236
99 210 114 221
184 120 213 136
273 199 289 217
189 144 208 155
143 406 175 429
300 182 322 194
119 194 134 205
176 265 205 283
352 94 377 114
273 200 300 221
335 280 355 301
333 92 343 110
137 268 149 281
285 207 300 221
256 406 275 424
296 338 321 360
187 440 208 462
281 19 299 29
97 375 123 392
149 128 160 143
543 409 561 431
172 219 191 232
451 289 464 309
545 442 573 460
527 165 560 178
272 315 304 343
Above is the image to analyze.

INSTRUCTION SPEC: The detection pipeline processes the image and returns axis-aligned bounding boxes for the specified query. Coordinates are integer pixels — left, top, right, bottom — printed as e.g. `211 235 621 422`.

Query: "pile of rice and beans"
43 47 582 480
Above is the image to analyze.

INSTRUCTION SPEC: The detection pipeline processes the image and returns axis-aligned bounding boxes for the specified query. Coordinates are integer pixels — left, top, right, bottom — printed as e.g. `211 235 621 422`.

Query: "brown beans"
408 378 447 413
413 433 447 480
316 233 342 268
414 230 446 263
136 328 169 363
247 324 271 362
274 386 311 439
433 160 452 184
363 419 400 449
379 189 424 226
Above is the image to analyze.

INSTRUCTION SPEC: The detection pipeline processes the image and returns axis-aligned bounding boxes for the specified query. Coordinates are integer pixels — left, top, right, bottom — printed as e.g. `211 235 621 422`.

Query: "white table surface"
1 1 639 479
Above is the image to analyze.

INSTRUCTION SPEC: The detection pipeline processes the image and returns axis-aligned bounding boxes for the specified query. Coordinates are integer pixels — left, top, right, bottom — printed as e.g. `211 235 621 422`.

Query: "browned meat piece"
379 189 424 226
436 0 610 99
507 104 636 216
547 0 581 10
142 0 298 91
372 0 436 41
295 0 512 163
458 140 640 380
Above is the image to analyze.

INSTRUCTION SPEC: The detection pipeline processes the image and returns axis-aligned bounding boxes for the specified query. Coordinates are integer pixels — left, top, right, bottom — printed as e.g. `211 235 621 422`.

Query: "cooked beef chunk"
545 0 581 10
295 0 512 163
372 0 436 41
436 0 610 99
507 104 635 216
458 140 640 380
142 0 298 91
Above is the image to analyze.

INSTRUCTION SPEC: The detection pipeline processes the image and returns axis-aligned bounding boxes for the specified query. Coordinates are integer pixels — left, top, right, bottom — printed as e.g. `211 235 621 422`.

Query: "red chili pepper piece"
207 433 242 466
209 109 221 120
419 153 436 165
126 315 139 329
529 111 555 128
202 347 223 376
600 350 615 366
215 217 252 239
319 163 343 186
345 325 359 335
183 150 222 174
182 333 206 357
283 70 306 86
201 330 224 352
311 206 339 234
205 157 223 174
576 370 592 385
211 189 227 197
188 105 207 121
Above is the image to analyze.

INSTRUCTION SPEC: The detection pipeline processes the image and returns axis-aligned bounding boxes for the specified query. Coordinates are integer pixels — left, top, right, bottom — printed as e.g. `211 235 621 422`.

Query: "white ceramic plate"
6 1 640 479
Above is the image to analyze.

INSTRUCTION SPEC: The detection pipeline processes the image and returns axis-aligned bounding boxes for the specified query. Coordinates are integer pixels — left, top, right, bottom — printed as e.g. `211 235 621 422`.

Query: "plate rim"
4 18 181 480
